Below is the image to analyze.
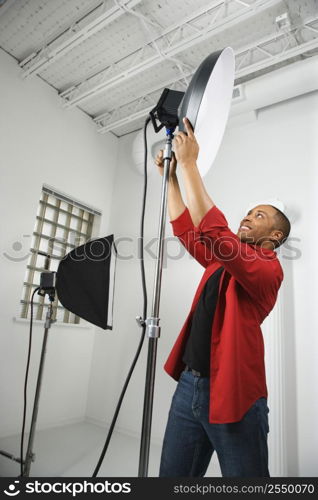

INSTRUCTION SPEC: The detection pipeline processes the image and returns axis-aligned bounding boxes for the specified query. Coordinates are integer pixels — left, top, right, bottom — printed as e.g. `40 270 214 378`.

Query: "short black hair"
270 206 291 248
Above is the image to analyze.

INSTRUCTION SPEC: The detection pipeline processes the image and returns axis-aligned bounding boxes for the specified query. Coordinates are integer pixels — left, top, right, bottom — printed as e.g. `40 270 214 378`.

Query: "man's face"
237 205 279 247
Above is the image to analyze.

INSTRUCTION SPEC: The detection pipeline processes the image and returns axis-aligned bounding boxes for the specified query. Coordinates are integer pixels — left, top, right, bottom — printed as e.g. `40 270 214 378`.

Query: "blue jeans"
159 370 270 477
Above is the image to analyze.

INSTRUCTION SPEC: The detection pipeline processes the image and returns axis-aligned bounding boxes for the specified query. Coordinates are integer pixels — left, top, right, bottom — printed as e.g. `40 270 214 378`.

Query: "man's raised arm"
155 149 214 268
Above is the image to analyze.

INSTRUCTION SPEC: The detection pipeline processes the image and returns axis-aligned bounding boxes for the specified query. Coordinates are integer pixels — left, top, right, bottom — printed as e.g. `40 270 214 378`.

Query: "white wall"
0 49 118 438
86 66 318 475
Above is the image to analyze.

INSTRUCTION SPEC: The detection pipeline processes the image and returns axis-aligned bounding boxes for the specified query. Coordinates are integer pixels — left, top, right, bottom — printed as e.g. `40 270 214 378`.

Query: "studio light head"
149 88 185 132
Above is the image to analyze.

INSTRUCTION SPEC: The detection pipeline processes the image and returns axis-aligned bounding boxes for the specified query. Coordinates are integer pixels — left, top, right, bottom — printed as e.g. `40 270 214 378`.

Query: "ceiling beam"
19 0 142 78
94 73 191 124
60 0 225 103
97 17 318 134
97 106 154 133
235 16 318 78
114 0 162 31
61 0 281 108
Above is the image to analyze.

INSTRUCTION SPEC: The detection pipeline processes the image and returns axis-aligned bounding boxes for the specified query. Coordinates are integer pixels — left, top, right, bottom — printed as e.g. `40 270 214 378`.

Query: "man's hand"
155 150 177 177
173 117 199 168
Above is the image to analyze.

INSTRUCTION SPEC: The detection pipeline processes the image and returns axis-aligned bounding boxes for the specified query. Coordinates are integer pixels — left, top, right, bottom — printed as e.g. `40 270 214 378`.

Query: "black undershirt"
183 266 224 376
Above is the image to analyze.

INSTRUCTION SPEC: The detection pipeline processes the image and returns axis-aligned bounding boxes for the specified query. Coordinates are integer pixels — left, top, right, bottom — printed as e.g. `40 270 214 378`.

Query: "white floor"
0 421 221 477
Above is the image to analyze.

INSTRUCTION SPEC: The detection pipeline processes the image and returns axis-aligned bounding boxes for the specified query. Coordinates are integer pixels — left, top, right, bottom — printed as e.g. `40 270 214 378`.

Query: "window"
20 185 101 324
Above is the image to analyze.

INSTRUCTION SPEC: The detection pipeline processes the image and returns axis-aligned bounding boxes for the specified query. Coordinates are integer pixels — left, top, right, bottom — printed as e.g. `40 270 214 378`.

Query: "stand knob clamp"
136 316 145 328
135 316 161 338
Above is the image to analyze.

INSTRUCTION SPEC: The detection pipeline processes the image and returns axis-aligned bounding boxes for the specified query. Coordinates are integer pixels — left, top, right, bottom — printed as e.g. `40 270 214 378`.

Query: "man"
156 117 291 477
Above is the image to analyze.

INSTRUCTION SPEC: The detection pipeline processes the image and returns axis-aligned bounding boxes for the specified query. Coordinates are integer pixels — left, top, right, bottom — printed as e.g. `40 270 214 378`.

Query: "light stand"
22 264 56 477
138 89 184 477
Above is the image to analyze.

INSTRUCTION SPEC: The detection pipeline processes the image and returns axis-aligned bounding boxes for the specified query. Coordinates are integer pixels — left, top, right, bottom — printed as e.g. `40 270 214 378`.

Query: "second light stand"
22 264 56 477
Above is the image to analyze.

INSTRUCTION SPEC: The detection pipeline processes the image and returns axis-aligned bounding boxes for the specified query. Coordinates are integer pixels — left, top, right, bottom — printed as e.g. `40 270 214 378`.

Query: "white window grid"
20 185 101 324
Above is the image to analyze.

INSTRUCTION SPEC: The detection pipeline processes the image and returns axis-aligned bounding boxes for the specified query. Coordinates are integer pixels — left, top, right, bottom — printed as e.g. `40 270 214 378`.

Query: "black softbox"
56 235 116 329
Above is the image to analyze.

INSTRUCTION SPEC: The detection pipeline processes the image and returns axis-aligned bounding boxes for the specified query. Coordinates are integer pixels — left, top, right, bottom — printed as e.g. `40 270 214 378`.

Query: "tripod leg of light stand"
138 131 173 477
23 301 54 477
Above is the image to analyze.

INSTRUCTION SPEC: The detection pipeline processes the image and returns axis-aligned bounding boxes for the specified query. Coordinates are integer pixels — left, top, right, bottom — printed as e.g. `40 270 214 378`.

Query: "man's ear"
269 229 283 246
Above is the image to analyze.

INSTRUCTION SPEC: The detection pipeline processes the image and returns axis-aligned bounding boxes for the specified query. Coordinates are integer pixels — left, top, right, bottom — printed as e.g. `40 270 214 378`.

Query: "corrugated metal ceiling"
0 0 317 137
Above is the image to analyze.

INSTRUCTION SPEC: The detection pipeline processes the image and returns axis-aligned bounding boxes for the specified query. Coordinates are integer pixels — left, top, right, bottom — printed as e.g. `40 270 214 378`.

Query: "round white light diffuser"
178 47 235 177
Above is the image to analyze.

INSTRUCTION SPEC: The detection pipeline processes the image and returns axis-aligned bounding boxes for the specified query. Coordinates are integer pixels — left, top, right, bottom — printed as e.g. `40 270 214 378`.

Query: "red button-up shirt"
164 205 283 423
